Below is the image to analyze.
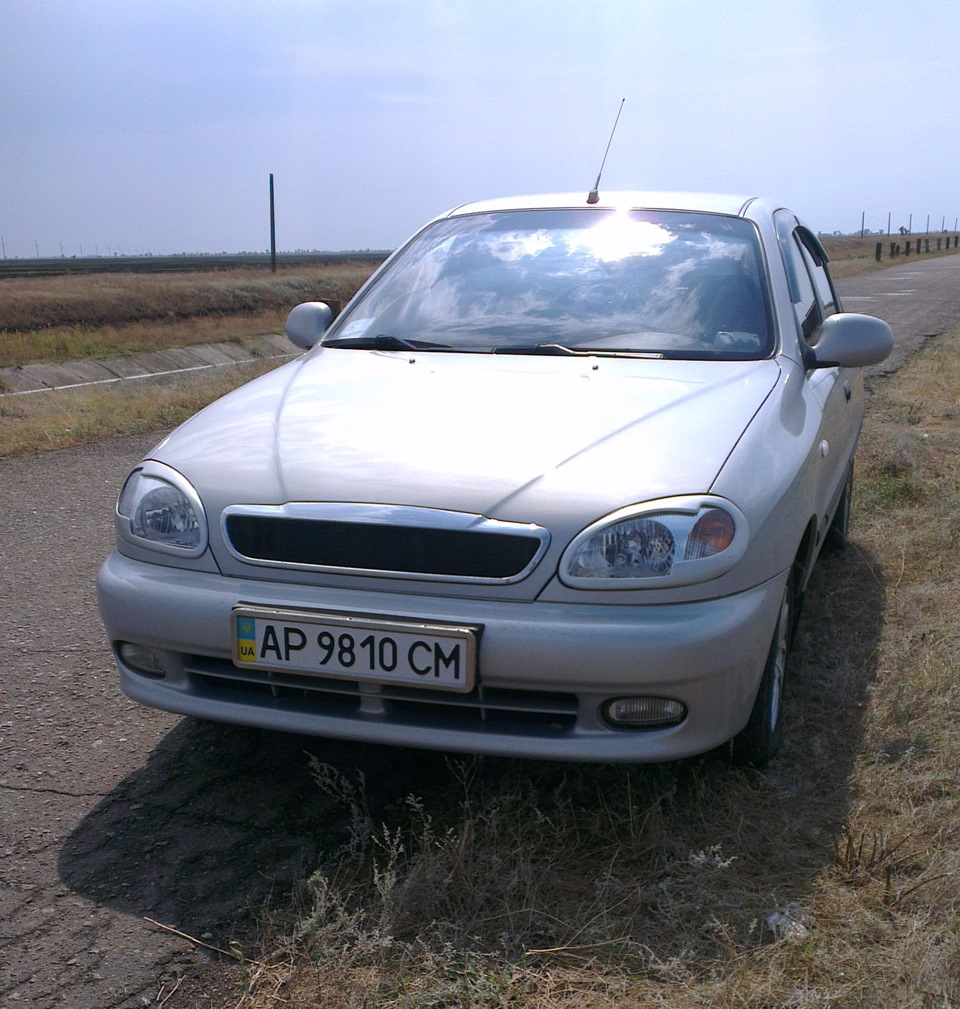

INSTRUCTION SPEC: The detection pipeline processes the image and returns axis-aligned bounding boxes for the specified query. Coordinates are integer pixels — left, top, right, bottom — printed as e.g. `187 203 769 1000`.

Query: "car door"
776 213 860 544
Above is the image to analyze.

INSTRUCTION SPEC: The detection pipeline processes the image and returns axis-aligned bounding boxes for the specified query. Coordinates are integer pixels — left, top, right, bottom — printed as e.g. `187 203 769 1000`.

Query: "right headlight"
559 496 748 589
116 461 208 558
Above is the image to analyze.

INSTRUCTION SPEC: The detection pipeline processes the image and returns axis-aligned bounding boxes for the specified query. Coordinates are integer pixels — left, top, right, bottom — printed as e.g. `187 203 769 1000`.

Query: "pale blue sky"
0 1 953 258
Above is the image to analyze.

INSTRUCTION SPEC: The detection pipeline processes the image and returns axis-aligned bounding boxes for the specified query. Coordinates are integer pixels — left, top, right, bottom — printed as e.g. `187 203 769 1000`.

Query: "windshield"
325 208 773 360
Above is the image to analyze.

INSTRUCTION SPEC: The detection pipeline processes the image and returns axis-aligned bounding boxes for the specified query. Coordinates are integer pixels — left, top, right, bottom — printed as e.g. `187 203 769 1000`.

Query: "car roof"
442 191 763 218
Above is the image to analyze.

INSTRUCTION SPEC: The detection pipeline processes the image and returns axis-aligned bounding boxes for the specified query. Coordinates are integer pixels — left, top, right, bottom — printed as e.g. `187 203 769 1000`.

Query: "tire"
730 573 794 769
824 463 853 553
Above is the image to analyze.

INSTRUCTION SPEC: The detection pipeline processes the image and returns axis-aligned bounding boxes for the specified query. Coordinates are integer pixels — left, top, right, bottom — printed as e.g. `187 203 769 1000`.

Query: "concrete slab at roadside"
18 361 104 389
189 344 248 367
0 367 46 394
96 356 153 379
0 332 299 397
47 359 128 385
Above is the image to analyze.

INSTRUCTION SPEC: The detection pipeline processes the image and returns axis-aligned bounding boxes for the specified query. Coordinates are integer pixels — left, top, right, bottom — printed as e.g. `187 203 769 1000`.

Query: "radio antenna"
587 98 625 205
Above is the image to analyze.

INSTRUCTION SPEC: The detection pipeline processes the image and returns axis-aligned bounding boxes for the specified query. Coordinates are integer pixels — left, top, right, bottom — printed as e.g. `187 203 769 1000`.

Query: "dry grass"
820 234 890 277
0 359 282 457
0 262 377 367
0 310 291 368
222 326 960 1008
821 233 959 279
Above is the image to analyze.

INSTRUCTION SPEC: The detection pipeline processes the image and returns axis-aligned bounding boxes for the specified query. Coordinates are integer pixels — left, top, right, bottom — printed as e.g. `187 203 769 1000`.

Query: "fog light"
118 642 166 678
604 696 686 729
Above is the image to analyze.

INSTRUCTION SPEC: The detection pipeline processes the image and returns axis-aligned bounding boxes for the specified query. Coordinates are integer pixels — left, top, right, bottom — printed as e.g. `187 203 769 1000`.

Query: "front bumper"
96 550 787 762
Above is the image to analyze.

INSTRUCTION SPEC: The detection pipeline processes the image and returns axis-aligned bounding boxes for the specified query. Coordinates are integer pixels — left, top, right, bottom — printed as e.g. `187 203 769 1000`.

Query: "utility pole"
269 173 277 274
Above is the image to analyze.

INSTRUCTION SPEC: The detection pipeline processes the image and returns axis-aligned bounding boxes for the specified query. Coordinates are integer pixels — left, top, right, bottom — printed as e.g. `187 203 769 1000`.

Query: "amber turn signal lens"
686 508 735 560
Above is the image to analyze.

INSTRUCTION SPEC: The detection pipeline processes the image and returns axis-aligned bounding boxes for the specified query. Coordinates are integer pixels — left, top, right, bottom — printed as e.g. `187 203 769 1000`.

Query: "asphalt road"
2 253 960 1007
838 252 960 373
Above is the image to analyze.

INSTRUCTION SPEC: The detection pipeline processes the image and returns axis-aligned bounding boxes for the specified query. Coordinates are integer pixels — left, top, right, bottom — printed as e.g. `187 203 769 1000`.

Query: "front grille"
184 655 578 733
223 507 548 582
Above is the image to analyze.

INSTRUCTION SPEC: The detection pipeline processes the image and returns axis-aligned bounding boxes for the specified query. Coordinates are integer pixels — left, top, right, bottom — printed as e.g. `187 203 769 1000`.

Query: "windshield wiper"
493 343 663 359
492 343 581 356
322 334 454 351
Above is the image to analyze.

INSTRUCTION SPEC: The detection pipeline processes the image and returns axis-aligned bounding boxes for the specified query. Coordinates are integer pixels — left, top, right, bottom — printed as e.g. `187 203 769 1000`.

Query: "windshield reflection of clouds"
337 211 770 359
488 230 555 262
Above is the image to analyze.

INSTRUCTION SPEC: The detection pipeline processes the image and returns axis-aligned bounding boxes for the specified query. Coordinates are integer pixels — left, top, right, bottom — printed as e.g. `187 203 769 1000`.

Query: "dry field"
820 233 958 280
0 261 378 368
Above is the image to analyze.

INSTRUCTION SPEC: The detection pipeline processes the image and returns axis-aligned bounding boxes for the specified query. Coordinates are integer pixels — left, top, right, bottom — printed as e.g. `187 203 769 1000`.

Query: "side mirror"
284 301 334 350
811 313 893 369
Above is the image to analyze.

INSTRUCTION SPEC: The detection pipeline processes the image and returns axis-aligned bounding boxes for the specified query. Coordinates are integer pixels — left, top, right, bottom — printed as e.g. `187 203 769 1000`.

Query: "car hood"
157 349 781 524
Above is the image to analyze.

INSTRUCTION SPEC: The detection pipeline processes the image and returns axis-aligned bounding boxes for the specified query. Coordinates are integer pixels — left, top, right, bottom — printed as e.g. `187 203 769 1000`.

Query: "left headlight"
116 461 208 557
560 496 748 589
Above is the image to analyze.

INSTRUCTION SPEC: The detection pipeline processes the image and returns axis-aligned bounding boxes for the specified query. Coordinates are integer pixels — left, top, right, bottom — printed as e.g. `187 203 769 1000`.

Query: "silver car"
97 192 892 766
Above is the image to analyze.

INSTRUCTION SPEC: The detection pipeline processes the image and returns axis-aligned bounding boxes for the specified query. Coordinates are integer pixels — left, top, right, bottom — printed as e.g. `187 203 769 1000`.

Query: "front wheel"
824 462 853 553
730 574 794 768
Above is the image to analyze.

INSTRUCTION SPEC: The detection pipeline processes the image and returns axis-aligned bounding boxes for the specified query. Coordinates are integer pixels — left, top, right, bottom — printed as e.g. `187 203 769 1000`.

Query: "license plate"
231 606 477 692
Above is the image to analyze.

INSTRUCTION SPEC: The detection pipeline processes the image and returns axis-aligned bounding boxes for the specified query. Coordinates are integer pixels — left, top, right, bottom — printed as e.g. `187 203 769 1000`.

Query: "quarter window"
787 240 819 342
775 213 830 346
796 228 838 318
